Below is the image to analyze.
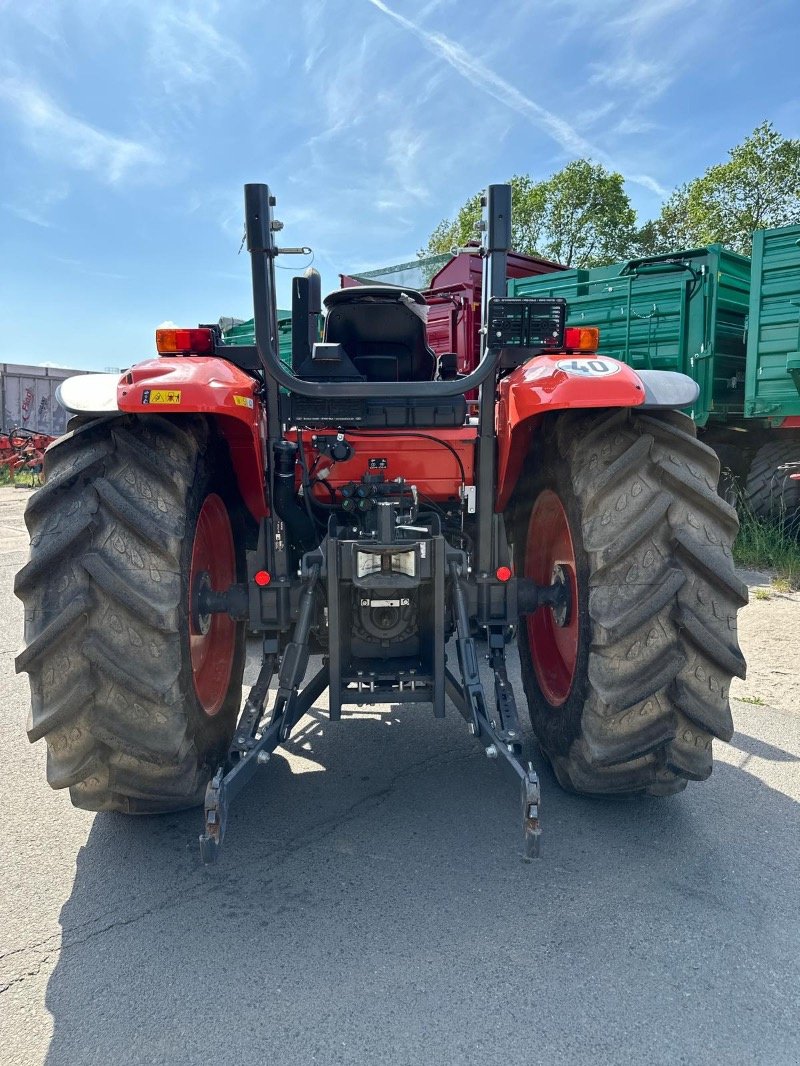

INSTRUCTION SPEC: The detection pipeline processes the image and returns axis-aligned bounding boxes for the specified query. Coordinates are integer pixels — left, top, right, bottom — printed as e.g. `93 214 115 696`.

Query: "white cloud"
147 3 250 98
363 0 668 196
0 75 162 183
3 183 69 227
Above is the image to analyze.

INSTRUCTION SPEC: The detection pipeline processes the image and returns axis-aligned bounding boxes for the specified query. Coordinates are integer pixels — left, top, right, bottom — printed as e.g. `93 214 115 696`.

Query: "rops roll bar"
244 183 503 399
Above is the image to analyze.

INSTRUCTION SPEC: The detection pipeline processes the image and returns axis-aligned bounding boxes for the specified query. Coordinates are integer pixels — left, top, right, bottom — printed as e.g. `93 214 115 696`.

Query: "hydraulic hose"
272 441 317 552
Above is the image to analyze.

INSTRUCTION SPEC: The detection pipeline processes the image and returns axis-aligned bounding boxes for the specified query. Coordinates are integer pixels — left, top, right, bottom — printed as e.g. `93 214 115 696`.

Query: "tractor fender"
60 358 268 520
495 353 699 511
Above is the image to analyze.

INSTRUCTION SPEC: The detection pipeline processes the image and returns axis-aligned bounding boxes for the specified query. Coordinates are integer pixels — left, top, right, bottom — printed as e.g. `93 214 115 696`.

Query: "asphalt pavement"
1 486 798 1066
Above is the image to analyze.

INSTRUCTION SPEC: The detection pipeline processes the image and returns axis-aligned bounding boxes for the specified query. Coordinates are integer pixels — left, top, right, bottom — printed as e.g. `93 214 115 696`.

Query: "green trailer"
220 310 294 366
508 246 752 431
743 224 800 532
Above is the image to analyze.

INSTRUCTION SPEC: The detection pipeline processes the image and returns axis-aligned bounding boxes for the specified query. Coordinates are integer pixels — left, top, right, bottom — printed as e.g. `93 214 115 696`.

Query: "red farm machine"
0 427 53 484
15 185 747 860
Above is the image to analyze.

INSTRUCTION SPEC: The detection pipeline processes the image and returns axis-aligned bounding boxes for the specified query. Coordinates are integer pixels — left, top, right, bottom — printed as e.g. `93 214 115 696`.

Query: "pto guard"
495 353 699 510
60 358 268 521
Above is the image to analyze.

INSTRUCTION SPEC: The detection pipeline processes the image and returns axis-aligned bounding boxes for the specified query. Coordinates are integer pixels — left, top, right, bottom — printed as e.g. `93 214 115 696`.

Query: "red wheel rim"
189 494 236 716
525 489 579 707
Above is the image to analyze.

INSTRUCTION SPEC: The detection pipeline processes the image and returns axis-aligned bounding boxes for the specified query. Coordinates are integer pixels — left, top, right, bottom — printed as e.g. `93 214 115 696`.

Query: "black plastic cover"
487 297 566 351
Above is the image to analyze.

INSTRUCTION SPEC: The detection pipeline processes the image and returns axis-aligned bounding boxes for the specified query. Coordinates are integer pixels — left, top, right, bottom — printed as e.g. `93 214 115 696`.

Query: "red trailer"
343 250 565 376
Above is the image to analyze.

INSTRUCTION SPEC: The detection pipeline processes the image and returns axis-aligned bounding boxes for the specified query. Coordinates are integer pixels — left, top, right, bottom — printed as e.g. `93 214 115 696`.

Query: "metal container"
745 224 800 423
0 363 92 437
220 311 295 367
510 247 751 428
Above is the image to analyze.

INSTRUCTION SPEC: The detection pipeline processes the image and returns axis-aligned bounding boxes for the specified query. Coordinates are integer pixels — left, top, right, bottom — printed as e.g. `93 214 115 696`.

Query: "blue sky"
1 0 798 371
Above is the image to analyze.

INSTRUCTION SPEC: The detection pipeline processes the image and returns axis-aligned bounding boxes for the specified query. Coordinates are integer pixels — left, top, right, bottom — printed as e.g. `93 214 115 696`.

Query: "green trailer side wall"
509 247 751 428
745 225 800 420
220 311 295 367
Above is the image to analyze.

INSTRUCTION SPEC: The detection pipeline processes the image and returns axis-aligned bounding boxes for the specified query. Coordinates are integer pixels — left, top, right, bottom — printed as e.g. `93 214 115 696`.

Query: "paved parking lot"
1 486 798 1065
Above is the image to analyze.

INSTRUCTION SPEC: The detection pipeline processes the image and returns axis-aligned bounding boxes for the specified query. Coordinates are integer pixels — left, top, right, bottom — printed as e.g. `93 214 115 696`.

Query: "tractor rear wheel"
15 415 246 813
515 408 747 795
744 436 800 538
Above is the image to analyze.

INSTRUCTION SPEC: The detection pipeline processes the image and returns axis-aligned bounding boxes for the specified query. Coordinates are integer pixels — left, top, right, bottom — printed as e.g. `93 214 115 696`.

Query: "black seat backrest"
323 286 437 383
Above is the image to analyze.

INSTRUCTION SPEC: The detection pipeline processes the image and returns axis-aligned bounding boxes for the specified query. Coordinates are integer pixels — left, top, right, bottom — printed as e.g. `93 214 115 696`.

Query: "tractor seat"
323 286 437 383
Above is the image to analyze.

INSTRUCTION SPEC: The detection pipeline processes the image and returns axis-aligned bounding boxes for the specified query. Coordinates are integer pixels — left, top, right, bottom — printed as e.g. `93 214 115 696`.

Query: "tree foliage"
421 163 635 268
422 123 800 266
643 122 800 256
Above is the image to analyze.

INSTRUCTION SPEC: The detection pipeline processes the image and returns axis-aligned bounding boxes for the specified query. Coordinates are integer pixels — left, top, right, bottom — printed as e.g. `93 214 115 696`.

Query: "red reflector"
156 327 214 355
564 326 600 351
496 565 512 582
254 570 271 586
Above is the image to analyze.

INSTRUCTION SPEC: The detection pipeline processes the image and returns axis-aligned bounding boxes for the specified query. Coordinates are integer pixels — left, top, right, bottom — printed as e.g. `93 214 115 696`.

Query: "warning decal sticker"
142 389 182 405
233 395 254 408
556 358 621 377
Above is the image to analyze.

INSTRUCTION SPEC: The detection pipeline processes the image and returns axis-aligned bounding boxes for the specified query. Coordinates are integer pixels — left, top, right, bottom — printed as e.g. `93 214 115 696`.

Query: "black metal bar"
447 557 542 858
245 184 281 461
326 533 342 721
275 564 321 740
199 712 284 864
292 663 330 719
449 560 487 736
244 184 500 400
490 647 522 746
199 571 326 864
445 668 468 719
230 651 276 755
432 535 446 718
476 185 511 620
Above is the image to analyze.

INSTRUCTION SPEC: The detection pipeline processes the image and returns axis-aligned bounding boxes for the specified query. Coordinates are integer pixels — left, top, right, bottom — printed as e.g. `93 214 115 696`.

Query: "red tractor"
15 184 746 859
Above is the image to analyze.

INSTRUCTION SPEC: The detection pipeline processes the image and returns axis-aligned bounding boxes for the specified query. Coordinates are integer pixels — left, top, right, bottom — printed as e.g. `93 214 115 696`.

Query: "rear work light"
563 326 600 351
156 327 215 355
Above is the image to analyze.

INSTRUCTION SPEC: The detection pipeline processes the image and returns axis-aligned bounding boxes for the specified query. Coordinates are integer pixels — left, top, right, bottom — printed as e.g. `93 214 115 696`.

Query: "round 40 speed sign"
556 357 621 377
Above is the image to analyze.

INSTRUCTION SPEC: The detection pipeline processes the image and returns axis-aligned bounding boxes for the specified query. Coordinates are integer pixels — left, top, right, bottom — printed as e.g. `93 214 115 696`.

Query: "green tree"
645 122 800 255
420 161 636 267
541 161 636 266
421 175 546 258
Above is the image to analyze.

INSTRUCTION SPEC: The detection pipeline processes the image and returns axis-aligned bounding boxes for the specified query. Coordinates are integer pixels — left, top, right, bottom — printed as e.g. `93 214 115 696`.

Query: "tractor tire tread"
15 414 243 814
517 408 745 796
743 437 800 534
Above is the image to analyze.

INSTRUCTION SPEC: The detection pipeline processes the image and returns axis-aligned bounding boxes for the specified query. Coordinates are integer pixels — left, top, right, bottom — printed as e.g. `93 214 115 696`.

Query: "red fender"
495 353 647 511
117 358 268 520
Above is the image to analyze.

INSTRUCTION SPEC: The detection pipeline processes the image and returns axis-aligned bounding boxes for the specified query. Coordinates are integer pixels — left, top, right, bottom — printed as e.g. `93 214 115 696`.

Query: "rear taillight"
156 327 215 355
564 326 600 351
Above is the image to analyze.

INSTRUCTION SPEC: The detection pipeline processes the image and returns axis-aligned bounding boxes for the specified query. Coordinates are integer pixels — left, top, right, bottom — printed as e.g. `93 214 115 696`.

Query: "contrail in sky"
364 0 668 197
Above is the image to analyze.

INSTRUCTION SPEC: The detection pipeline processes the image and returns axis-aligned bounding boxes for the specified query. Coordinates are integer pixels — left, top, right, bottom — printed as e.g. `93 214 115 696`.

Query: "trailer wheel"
15 415 246 813
744 437 800 537
708 442 749 508
514 408 747 795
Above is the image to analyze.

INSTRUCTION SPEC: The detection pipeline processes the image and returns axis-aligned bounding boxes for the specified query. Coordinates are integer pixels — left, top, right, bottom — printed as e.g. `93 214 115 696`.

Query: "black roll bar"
245 183 502 399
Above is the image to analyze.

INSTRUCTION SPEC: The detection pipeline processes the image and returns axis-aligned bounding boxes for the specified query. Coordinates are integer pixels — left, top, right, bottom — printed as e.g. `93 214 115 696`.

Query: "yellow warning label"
143 389 181 405
233 394 254 408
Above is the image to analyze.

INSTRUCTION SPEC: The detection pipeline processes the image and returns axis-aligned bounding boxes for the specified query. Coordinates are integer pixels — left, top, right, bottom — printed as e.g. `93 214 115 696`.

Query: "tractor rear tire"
744 436 800 538
15 414 246 813
515 409 747 795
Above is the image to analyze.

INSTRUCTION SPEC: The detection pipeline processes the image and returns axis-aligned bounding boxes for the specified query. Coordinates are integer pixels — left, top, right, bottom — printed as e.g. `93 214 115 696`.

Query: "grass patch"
771 575 794 594
0 466 41 489
753 587 772 601
732 500 800 590
737 694 767 706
